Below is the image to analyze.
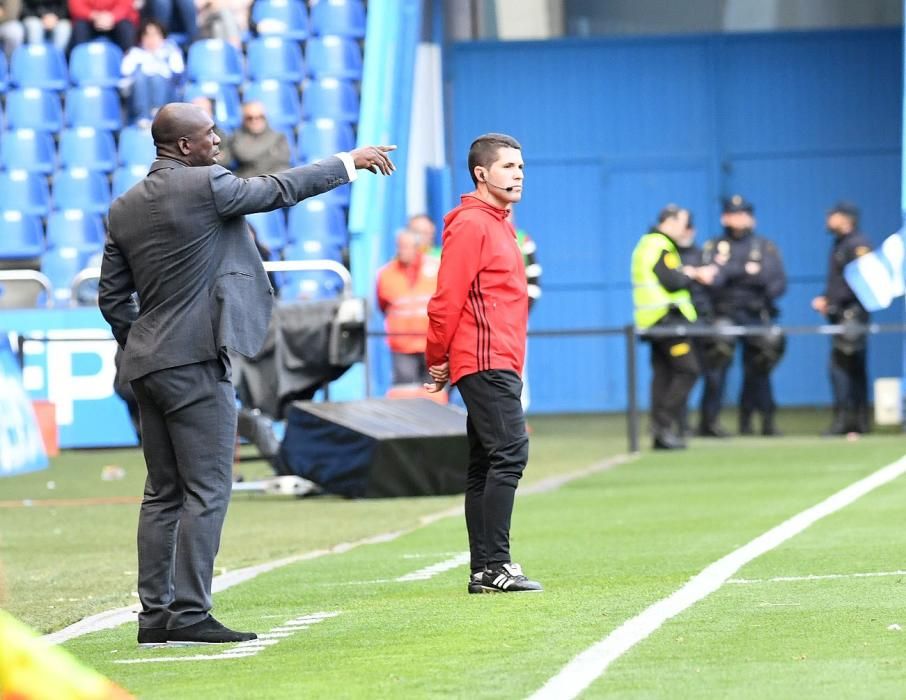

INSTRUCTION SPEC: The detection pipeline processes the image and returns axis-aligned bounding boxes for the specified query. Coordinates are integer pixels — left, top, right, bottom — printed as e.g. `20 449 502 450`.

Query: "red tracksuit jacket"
426 194 528 385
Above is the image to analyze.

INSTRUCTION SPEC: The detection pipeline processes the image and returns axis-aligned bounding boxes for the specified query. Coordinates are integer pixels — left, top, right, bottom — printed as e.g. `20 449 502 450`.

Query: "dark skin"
150 103 398 173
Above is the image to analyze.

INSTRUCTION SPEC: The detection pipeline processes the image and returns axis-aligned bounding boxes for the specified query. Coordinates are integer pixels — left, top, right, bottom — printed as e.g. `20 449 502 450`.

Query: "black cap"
722 194 754 214
828 201 860 222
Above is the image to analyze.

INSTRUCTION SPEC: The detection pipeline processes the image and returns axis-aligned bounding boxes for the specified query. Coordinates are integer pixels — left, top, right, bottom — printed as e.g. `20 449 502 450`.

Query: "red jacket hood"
443 194 510 229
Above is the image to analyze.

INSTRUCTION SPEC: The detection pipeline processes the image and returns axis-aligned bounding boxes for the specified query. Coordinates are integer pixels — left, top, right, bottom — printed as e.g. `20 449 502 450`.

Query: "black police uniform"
823 230 872 434
700 199 787 435
675 238 711 436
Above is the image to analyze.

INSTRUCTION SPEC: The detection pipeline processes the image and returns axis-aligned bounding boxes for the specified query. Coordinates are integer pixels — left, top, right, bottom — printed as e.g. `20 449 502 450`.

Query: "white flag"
843 230 905 312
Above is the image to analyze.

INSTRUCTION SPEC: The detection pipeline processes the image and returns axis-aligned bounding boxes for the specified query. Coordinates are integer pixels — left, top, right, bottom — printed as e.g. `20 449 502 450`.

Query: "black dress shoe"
168 616 257 645
761 415 782 436
653 432 686 450
698 423 730 438
137 627 168 646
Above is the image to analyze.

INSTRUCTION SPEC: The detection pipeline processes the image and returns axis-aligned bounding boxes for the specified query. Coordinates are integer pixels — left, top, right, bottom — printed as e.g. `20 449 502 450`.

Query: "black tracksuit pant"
456 369 528 574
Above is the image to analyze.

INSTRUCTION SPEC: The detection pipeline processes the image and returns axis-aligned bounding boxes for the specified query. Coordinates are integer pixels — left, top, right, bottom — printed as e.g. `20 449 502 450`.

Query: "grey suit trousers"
131 354 236 631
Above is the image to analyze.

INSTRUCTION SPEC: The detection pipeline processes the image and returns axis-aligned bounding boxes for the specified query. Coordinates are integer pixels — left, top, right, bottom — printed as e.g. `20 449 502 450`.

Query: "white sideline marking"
45 453 634 645
529 454 906 700
729 569 906 584
396 552 471 582
113 611 339 664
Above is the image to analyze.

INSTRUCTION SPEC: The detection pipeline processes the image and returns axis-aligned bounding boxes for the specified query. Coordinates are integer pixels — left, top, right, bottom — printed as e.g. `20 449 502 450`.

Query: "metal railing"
0 270 54 309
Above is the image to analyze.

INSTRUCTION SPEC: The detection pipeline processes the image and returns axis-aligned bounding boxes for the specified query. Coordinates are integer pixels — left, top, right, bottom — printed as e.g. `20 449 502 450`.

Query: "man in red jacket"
68 0 136 53
425 133 542 594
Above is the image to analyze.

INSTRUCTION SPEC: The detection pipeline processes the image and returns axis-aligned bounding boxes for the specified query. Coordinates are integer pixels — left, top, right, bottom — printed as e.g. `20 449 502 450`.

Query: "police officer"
632 205 716 449
700 195 787 436
811 202 872 435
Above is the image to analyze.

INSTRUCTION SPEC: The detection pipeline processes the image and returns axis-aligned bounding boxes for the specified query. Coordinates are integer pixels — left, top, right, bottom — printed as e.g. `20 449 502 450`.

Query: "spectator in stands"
226 101 291 178
68 0 137 54
408 213 439 258
120 18 184 126
21 0 70 53
0 0 25 57
195 0 250 48
142 0 194 40
376 228 438 386
190 94 230 163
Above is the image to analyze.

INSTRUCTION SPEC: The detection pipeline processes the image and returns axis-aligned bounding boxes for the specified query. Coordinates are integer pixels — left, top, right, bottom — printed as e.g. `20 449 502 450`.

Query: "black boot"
762 413 782 437
853 407 871 434
822 408 847 436
739 411 753 436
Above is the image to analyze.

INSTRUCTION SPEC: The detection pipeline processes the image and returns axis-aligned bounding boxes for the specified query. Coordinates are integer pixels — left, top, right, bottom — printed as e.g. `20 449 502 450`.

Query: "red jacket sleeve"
425 215 484 367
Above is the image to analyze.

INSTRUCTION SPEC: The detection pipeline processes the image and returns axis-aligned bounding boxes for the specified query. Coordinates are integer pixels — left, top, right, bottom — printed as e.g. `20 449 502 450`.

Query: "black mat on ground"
280 398 467 498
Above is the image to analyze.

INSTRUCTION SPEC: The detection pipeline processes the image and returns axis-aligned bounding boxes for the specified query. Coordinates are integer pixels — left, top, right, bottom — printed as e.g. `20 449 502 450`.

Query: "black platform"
280 398 468 498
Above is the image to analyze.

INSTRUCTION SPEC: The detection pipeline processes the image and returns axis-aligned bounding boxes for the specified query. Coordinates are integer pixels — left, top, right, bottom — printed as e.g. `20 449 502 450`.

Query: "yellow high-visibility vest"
631 232 697 329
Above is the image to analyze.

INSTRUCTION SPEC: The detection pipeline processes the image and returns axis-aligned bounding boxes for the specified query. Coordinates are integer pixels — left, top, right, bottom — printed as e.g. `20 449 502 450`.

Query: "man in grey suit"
98 103 395 646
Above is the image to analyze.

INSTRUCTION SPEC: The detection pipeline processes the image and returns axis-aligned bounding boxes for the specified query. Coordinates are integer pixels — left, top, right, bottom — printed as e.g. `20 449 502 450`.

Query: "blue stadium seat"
69 41 124 87
1 129 56 174
186 39 244 85
297 118 355 161
64 86 122 130
244 80 301 129
112 164 149 197
287 199 348 249
246 210 288 253
41 246 90 305
9 44 68 90
305 35 362 80
59 127 117 172
185 82 242 130
251 0 309 40
0 170 51 217
310 0 365 38
118 125 156 167
0 211 44 259
46 209 106 252
52 168 112 214
301 78 359 123
0 51 7 92
247 36 305 82
5 88 63 131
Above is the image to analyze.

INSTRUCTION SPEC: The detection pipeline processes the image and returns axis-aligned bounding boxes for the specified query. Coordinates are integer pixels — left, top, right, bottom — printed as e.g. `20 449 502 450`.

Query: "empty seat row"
252 0 366 40
0 209 104 259
0 127 150 173
4 86 124 132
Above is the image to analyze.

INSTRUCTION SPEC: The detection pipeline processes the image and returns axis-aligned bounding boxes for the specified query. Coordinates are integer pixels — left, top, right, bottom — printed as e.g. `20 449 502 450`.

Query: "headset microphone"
481 175 516 192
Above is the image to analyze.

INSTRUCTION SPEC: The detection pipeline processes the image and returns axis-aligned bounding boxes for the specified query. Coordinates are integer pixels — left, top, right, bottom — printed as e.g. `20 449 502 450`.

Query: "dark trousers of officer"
830 346 868 421
701 339 775 424
456 369 528 574
649 335 699 436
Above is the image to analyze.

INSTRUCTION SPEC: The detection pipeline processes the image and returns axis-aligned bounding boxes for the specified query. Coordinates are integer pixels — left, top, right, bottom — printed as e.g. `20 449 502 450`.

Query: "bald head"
152 103 220 166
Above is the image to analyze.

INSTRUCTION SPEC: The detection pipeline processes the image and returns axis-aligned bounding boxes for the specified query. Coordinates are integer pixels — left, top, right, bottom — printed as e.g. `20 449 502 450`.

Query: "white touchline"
396 552 471 582
113 612 339 664
729 569 906 584
528 454 906 700
45 453 634 645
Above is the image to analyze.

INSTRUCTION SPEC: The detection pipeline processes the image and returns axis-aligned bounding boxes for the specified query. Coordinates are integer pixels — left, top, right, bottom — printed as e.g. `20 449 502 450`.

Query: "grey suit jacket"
98 156 349 382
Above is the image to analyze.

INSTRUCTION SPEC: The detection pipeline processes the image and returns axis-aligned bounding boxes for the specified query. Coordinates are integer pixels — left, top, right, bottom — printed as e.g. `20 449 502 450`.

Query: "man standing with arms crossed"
99 102 395 645
424 133 542 594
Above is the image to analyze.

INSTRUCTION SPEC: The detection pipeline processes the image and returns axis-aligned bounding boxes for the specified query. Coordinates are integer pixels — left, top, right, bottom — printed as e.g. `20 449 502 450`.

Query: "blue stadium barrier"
0 211 44 259
251 0 309 40
64 86 122 130
0 170 51 217
187 39 244 85
310 0 366 38
9 44 67 91
58 127 117 172
0 129 56 174
244 79 302 128
247 36 306 82
118 124 156 167
301 77 359 123
52 168 112 214
305 35 363 80
46 209 106 252
69 41 124 87
5 88 63 131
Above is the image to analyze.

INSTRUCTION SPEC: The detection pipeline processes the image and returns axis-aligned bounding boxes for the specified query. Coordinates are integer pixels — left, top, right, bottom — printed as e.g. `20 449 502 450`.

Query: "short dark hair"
138 17 167 43
467 133 521 186
657 204 687 225
828 201 860 225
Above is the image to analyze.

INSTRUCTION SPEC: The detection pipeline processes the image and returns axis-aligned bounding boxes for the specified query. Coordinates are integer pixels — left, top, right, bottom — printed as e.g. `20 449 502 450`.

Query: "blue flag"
843 230 905 312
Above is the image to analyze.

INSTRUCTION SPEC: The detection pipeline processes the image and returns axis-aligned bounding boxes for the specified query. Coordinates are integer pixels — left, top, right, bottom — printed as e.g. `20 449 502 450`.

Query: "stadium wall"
447 28 904 412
